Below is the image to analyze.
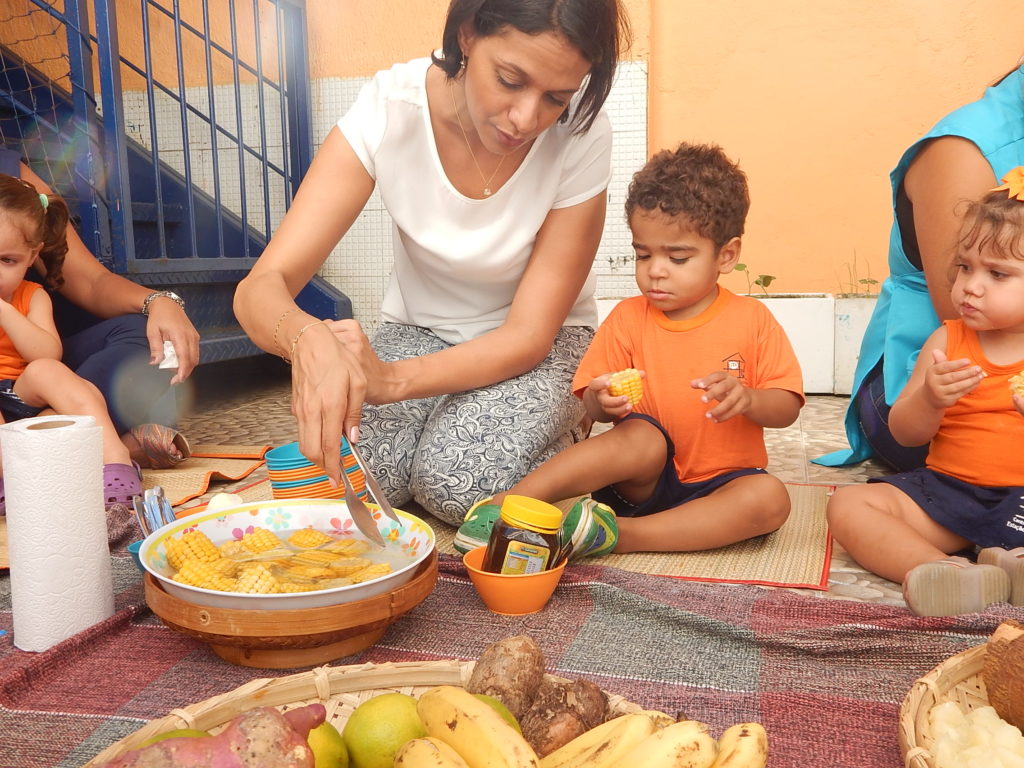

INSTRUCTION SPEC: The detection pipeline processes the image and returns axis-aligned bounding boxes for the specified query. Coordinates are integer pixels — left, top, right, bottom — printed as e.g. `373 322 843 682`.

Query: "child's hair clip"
992 166 1024 201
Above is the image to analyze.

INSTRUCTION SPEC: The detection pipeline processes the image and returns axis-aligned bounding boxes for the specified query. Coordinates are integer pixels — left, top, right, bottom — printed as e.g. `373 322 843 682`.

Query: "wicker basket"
898 643 989 768
85 659 643 766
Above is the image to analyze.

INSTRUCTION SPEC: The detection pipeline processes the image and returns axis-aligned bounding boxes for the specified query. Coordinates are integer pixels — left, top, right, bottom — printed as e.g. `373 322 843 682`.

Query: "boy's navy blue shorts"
0 379 43 423
592 413 766 518
869 467 1024 549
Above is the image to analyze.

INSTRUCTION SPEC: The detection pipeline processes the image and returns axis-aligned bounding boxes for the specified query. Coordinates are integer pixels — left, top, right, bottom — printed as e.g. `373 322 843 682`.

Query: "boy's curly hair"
957 186 1024 263
625 142 749 250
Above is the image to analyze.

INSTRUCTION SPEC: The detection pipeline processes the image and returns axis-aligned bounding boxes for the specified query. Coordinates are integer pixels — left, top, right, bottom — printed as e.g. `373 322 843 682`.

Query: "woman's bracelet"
272 307 300 359
288 319 327 362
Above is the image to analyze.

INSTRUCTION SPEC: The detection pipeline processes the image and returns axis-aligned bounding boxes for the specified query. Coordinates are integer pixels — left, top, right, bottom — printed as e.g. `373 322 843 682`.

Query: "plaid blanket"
2 546 1022 768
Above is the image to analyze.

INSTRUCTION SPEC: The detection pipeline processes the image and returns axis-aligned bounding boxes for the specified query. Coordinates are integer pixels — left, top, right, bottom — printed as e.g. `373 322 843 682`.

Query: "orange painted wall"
648 1 1024 296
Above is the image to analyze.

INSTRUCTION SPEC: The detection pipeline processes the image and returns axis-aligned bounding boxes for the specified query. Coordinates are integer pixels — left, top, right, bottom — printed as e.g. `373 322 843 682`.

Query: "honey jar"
481 495 562 575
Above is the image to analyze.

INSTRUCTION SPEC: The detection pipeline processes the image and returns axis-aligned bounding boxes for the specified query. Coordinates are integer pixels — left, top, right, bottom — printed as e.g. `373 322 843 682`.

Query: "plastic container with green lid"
481 495 562 575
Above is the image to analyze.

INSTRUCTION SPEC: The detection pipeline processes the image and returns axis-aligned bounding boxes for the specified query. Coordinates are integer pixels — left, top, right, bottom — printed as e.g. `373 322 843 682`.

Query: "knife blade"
347 440 400 523
339 468 385 547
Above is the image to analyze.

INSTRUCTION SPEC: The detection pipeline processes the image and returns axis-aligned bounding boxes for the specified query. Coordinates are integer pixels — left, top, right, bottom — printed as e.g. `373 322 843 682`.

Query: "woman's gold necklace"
449 80 505 196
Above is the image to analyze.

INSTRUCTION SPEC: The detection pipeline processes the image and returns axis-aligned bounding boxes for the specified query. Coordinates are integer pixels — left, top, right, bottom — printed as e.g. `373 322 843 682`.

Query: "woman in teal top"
817 65 1024 470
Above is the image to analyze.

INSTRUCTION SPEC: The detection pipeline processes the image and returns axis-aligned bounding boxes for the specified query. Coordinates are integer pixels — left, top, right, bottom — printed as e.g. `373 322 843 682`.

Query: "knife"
339 467 385 547
347 440 400 523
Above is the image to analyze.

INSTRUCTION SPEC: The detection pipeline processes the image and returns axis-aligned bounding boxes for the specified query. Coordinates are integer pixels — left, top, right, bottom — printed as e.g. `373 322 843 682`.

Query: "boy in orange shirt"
458 143 804 554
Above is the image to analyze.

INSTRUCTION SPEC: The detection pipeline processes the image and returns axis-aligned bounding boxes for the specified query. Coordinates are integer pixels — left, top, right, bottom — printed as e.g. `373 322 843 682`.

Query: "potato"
466 635 546 719
520 678 609 756
984 620 1024 731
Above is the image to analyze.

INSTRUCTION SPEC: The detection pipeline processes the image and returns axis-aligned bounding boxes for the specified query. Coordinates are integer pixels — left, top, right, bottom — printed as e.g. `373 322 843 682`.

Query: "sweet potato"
466 635 546 719
520 678 608 756
100 703 326 767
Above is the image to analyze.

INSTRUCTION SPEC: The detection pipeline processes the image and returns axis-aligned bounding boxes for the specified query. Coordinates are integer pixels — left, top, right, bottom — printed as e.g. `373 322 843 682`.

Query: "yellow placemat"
142 445 270 507
197 481 833 590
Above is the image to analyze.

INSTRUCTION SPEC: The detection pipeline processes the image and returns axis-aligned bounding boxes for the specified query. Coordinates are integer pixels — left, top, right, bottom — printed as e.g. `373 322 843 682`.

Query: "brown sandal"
125 423 192 469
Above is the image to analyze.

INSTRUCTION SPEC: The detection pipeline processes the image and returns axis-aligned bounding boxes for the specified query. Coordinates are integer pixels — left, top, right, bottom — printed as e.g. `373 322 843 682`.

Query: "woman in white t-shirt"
234 0 629 525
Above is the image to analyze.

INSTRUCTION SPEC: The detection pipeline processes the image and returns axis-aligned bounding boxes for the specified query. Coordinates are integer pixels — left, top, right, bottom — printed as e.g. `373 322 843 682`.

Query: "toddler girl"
0 174 141 512
827 168 1024 616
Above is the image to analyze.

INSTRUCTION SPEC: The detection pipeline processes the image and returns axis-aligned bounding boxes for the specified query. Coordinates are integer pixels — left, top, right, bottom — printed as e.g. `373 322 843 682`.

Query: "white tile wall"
121 60 648 329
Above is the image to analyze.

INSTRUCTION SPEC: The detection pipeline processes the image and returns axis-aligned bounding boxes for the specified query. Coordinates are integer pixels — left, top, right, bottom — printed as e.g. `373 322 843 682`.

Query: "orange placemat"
141 444 270 507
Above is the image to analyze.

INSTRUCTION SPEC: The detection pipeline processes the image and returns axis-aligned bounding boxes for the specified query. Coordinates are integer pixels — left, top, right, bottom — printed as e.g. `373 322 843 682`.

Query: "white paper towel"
0 414 114 651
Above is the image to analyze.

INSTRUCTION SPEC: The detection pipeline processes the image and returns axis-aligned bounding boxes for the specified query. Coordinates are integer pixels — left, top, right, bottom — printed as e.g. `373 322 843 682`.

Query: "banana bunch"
411 685 539 768
538 712 767 768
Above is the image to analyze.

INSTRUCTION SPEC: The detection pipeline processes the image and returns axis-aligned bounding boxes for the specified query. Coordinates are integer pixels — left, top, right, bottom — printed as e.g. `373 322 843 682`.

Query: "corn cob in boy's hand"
608 368 644 406
1010 371 1024 397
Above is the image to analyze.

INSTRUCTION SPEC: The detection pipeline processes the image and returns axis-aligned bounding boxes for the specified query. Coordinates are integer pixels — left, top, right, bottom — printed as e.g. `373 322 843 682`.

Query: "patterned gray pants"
358 323 594 526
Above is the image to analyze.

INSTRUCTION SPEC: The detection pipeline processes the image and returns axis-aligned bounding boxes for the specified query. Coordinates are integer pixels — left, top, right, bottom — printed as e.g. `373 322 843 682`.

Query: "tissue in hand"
159 339 179 369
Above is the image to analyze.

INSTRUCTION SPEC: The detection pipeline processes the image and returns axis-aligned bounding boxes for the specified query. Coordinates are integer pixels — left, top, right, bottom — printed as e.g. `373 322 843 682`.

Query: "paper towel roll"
0 414 114 652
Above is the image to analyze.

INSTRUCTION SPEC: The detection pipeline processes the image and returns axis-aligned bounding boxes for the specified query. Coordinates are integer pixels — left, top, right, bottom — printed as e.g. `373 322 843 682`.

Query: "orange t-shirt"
573 289 805 483
927 320 1024 487
0 281 41 380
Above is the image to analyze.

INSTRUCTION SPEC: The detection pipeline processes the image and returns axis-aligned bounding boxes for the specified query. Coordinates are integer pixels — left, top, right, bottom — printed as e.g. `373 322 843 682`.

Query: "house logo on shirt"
722 353 746 380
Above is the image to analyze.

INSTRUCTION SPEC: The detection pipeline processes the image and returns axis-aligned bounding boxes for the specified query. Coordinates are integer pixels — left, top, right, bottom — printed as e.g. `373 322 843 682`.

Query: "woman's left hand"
324 319 393 404
145 300 201 383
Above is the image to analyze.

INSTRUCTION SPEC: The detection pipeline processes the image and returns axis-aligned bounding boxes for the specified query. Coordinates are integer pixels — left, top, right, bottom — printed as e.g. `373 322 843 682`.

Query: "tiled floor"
178 355 906 607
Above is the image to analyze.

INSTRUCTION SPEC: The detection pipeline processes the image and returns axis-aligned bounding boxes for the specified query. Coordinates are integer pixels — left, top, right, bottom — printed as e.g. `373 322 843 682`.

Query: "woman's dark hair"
431 0 630 134
0 173 69 289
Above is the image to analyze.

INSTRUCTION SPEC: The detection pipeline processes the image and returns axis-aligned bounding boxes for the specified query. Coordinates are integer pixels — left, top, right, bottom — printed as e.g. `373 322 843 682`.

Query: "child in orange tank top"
827 168 1024 616
0 174 141 513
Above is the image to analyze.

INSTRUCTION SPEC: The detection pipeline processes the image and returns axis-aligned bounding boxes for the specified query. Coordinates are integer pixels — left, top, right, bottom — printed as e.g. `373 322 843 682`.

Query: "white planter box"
755 294 836 394
833 296 877 395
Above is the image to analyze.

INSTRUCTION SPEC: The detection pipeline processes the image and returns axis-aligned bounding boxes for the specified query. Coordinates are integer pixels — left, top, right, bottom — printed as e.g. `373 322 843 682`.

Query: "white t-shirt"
337 57 612 344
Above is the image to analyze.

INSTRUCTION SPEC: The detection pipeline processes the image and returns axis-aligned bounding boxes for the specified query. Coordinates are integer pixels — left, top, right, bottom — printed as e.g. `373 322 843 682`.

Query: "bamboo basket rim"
898 643 989 768
85 659 643 766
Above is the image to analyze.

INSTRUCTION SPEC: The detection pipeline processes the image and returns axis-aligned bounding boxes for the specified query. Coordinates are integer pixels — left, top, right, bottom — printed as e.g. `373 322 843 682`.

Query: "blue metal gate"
0 0 350 362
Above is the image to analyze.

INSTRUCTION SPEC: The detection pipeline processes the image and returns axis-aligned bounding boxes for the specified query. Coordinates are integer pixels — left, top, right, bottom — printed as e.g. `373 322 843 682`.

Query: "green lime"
139 728 210 746
473 694 522 733
307 721 349 768
342 693 426 768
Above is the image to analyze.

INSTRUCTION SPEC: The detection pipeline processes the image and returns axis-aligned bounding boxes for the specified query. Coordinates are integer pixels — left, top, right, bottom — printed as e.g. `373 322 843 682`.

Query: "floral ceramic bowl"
139 498 435 610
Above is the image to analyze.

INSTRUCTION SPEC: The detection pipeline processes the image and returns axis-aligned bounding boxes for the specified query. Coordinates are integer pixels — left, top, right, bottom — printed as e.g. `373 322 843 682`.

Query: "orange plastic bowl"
462 546 566 616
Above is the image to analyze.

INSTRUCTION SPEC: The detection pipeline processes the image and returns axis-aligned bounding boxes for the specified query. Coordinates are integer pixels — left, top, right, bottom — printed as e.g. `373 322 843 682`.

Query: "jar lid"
499 495 561 533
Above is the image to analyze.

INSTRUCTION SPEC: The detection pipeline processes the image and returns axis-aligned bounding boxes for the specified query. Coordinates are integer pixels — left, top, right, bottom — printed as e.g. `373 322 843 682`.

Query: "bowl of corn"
139 498 435 610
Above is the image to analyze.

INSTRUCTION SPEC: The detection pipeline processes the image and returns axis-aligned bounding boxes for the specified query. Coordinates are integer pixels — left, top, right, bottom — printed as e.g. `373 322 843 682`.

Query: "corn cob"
607 368 644 405
173 560 238 592
241 528 283 553
329 557 373 577
218 540 249 558
321 538 371 557
290 550 340 567
348 562 392 583
278 582 322 593
1010 371 1024 397
235 563 281 594
284 564 336 580
166 531 220 570
287 529 334 549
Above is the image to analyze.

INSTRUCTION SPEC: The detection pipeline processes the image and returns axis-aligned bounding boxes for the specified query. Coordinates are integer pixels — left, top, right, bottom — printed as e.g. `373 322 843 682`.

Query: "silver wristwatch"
141 290 185 316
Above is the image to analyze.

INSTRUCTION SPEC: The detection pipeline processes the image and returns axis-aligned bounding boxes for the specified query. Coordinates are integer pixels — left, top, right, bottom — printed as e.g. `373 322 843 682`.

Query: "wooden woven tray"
898 643 988 768
85 659 644 767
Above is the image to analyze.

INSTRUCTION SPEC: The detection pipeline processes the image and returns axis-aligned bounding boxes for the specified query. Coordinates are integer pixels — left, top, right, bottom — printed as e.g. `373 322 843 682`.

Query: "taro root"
983 619 1024 731
519 677 609 756
466 635 546 719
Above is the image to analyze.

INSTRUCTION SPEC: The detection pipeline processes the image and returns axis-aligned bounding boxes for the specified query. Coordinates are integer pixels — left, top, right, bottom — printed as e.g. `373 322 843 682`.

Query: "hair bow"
992 166 1024 201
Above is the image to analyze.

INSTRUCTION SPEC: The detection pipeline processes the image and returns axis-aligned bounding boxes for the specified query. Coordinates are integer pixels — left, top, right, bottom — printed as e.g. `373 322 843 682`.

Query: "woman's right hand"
289 321 367 485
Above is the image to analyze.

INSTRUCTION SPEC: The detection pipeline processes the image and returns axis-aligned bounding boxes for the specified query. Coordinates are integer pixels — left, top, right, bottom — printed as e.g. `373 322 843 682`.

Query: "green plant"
734 263 776 295
836 252 879 297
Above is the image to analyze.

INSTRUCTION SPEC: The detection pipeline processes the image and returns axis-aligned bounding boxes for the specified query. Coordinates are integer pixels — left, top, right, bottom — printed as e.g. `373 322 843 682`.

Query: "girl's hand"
289 321 366 485
923 349 984 410
692 372 751 423
1013 392 1024 418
